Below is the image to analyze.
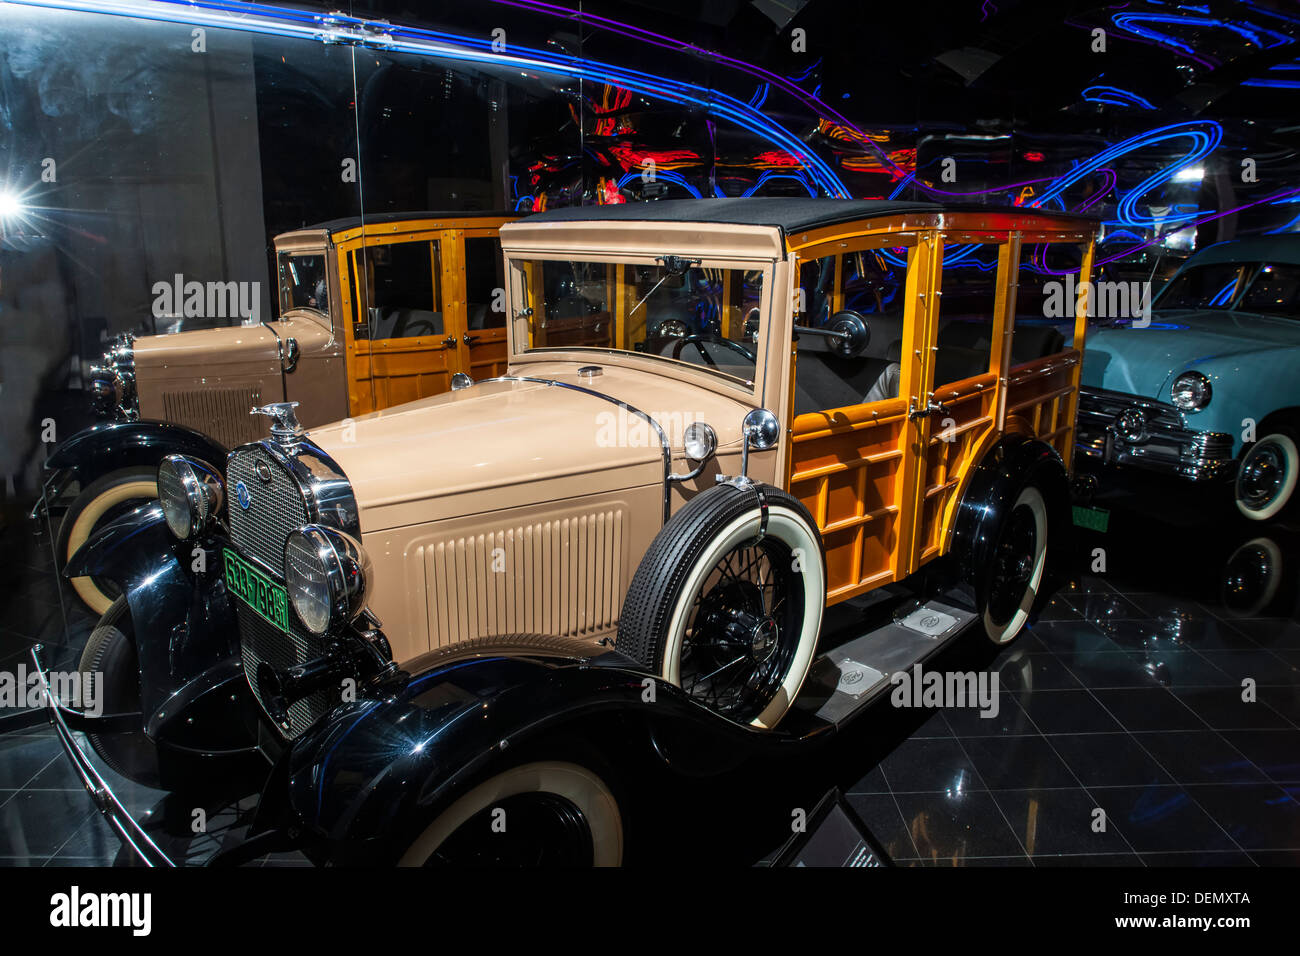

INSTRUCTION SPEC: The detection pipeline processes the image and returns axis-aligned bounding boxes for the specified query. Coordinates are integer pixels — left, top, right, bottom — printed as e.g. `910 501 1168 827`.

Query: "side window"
933 242 1001 388
278 252 329 314
1011 242 1084 366
792 247 910 416
465 237 505 330
365 240 442 339
798 255 835 327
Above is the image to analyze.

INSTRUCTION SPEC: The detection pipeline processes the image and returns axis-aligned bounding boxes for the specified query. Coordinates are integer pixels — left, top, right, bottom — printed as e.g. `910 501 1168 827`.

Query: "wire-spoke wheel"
617 483 825 729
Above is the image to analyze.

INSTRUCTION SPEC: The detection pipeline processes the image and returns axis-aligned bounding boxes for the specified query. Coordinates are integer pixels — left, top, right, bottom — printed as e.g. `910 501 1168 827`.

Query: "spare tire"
616 482 825 729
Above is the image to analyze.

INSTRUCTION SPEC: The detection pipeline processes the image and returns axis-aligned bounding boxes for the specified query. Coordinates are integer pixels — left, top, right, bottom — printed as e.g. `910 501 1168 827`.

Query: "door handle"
442 336 458 349
907 397 951 421
462 333 478 346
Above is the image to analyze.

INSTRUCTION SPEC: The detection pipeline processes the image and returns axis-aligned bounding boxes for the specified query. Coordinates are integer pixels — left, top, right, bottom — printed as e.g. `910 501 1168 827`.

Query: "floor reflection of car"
1077 235 1300 521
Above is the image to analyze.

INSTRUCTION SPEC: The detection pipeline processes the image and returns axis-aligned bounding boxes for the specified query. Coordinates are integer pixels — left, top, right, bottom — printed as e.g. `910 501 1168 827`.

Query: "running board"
793 594 977 727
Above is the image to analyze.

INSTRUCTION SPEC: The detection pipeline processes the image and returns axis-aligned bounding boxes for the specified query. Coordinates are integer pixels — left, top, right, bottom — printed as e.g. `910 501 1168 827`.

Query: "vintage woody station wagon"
45 198 1098 866
41 211 514 613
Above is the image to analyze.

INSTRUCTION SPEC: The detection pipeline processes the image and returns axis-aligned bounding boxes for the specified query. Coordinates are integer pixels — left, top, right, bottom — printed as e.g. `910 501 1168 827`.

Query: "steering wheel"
669 334 757 368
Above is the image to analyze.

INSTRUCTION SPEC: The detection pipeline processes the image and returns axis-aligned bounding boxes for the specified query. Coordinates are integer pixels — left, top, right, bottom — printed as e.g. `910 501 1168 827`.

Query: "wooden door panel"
915 371 998 562
367 341 457 407
465 330 508 379
908 240 1011 569
790 399 908 602
1002 351 1081 461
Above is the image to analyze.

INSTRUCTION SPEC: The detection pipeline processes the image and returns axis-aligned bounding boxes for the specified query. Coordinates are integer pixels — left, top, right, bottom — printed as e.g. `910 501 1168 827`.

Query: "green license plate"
223 548 291 633
1072 504 1110 533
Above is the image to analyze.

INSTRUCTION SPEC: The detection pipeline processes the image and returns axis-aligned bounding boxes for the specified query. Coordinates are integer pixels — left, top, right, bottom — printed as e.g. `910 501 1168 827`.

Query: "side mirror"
826 310 870 357
733 407 779 480
743 408 780 450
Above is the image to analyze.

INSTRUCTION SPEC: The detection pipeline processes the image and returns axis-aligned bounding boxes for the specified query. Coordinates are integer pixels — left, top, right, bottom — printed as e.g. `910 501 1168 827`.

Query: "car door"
345 232 461 414
449 229 511 380
906 232 1013 568
785 233 934 603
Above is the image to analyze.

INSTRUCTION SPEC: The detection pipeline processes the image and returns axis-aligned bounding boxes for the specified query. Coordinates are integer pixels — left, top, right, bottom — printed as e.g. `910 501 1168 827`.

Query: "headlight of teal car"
1171 371 1212 412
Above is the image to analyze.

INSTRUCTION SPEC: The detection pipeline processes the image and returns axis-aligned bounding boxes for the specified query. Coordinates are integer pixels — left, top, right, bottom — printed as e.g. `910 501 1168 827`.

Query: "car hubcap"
1241 445 1284 509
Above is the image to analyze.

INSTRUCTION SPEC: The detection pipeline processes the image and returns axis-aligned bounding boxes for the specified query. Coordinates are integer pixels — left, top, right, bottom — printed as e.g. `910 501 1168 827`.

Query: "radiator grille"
226 446 327 738
161 387 263 450
226 446 310 570
423 509 626 648
236 605 333 738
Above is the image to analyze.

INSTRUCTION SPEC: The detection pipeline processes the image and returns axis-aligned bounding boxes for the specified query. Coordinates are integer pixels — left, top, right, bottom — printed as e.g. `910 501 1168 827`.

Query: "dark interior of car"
792 316 1066 417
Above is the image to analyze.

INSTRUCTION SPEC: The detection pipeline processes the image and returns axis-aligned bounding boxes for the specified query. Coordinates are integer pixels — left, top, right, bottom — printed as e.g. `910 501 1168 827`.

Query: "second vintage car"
45 197 1097 865
40 210 515 613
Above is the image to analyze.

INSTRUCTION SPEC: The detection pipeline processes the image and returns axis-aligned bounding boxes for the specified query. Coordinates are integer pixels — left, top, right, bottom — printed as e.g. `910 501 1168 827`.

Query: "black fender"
949 435 1074 613
64 503 258 773
47 419 228 485
271 635 771 865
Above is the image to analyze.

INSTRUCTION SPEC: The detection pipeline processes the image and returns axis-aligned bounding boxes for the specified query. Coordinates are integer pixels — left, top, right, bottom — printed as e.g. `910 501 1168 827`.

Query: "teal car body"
1076 235 1300 481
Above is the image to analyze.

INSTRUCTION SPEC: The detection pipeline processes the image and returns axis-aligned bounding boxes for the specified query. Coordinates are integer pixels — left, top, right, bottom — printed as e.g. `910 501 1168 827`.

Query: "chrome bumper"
24 645 175 867
1075 387 1236 481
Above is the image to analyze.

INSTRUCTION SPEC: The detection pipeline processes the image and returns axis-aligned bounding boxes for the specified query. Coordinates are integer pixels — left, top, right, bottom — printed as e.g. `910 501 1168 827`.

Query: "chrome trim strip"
28 645 175 868
479 375 675 525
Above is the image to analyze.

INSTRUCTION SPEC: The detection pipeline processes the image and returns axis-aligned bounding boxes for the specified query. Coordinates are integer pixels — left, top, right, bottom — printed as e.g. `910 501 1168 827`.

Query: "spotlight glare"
0 191 26 220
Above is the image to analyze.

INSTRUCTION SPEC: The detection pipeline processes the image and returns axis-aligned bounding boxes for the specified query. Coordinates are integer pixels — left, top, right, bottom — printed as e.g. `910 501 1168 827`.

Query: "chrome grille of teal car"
1076 387 1235 480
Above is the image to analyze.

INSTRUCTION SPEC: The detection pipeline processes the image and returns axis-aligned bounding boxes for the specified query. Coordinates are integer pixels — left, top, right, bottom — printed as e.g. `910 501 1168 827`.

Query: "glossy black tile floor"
1 469 1298 866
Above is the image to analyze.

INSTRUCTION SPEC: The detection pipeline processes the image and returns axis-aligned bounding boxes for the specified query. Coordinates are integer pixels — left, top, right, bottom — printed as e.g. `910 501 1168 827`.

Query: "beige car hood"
309 362 752 532
134 322 281 368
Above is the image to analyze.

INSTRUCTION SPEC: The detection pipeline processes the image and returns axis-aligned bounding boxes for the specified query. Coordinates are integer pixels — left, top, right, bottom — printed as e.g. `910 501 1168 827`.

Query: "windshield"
1155 262 1249 310
278 251 330 315
515 257 765 388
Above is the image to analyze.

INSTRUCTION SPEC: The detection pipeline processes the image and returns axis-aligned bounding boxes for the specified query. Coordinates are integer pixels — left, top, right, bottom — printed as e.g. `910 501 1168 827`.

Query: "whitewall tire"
981 485 1049 645
398 761 623 867
1235 432 1299 522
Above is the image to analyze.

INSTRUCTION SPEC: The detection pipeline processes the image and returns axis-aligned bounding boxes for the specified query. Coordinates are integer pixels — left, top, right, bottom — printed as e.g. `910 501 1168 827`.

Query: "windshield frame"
507 252 778 401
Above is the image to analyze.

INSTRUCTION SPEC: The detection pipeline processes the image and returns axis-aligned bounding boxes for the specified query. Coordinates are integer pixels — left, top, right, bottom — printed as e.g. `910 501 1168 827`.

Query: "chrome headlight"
683 421 718 461
284 525 372 636
1171 371 1212 411
157 456 223 539
658 318 689 338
